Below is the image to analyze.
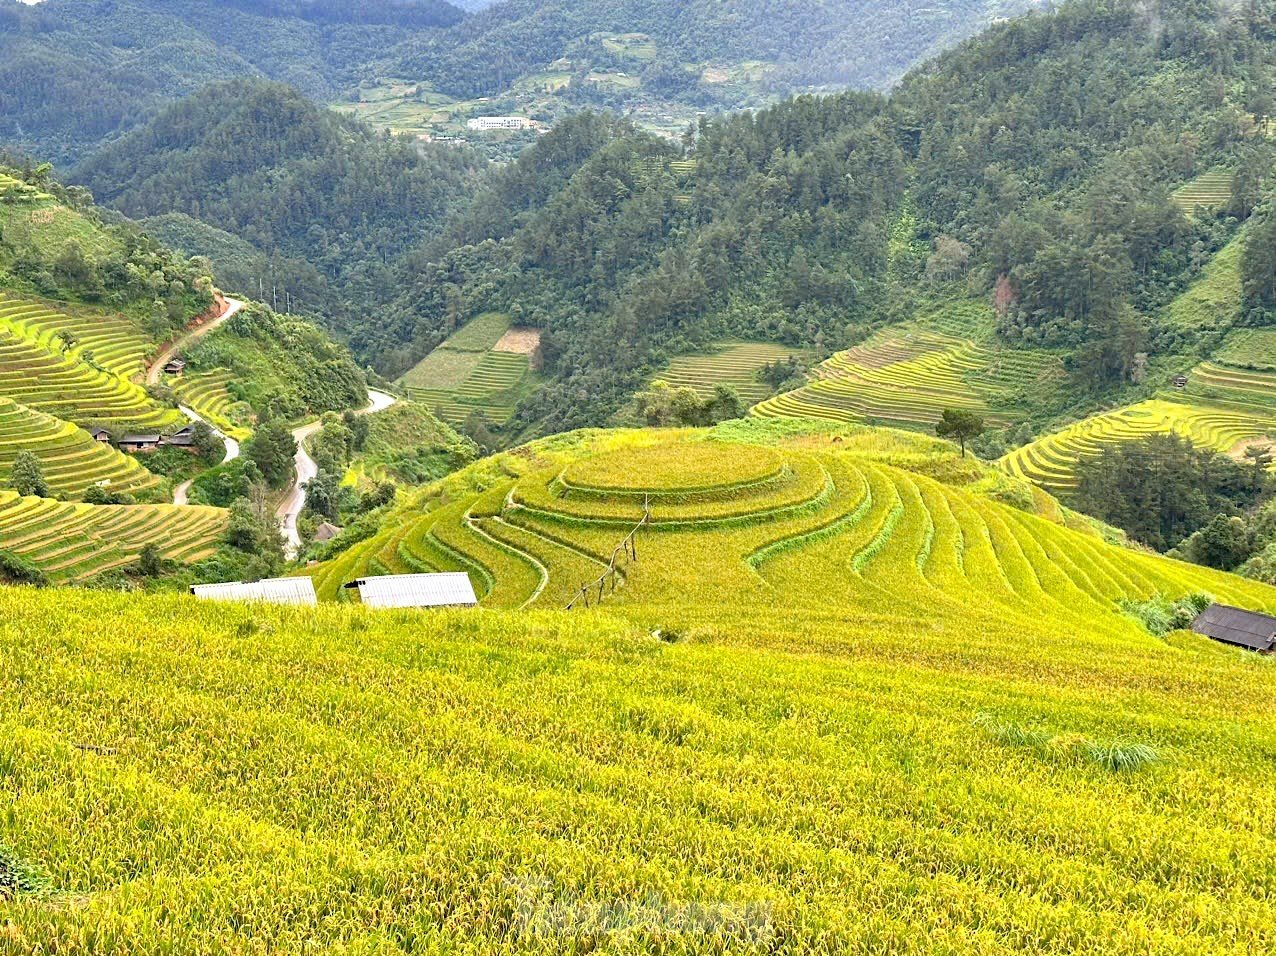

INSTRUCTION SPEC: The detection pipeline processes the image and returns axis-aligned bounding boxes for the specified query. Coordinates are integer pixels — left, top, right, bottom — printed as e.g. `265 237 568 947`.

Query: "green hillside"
401 313 540 428
5 420 1276 950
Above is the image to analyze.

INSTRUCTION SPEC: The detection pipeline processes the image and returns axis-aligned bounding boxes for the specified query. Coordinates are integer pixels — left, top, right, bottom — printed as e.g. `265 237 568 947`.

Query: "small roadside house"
119 433 161 453
164 358 187 376
313 522 343 544
190 577 318 607
163 424 197 448
343 572 478 610
1190 603 1276 652
1173 374 1189 389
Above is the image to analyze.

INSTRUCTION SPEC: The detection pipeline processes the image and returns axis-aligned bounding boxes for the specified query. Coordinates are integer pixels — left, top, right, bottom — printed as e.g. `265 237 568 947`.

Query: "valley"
6 0 1276 951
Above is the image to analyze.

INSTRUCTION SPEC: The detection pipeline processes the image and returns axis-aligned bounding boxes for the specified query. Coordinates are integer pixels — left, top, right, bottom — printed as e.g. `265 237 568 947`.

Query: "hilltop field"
5 419 1276 951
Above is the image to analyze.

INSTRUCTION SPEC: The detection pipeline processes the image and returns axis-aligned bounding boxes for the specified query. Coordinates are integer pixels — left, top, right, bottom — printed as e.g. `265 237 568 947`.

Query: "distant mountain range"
0 0 1041 164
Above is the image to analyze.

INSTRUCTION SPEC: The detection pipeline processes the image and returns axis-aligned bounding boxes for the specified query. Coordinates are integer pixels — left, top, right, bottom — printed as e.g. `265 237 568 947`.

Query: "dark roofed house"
164 358 187 376
163 424 197 448
1173 374 1188 389
1191 604 1276 652
119 433 161 453
89 427 111 443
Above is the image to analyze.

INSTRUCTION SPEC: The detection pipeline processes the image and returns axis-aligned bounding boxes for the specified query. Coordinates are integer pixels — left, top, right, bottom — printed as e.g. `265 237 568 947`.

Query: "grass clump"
973 713 1161 772
1119 591 1213 636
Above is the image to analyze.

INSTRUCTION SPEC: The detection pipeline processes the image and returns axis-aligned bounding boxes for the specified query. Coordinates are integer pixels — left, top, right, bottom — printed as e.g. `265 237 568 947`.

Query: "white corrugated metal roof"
190 577 317 607
349 573 478 609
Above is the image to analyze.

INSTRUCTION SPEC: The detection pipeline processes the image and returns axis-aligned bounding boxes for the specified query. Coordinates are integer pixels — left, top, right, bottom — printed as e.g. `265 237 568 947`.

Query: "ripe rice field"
171 369 252 440
312 423 1273 624
401 313 535 427
0 490 224 581
0 398 160 499
8 423 1276 951
1000 398 1276 492
0 297 179 430
752 328 1060 428
1171 167 1233 214
656 341 809 404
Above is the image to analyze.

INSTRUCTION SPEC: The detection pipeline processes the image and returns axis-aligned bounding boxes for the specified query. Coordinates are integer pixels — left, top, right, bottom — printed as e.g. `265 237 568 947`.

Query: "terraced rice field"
0 297 179 430
312 427 1274 631
172 369 252 439
0 491 225 582
1000 399 1276 491
752 329 1059 428
1186 360 1276 411
0 295 153 379
400 314 535 427
0 172 51 202
1172 168 1234 214
657 341 808 403
11 423 1276 952
0 399 160 499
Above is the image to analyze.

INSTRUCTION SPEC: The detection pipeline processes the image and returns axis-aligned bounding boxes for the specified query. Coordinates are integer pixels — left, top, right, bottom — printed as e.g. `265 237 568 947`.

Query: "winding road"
172 406 240 506
277 388 397 559
147 296 243 387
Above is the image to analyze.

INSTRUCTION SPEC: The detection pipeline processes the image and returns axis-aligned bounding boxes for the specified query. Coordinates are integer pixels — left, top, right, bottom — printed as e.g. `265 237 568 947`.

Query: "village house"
466 116 533 132
163 424 197 449
119 433 162 453
1191 604 1276 652
313 522 343 544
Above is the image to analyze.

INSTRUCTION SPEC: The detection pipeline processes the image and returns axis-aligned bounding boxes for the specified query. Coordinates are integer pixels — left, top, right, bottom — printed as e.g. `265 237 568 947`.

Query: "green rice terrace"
0 172 52 202
656 341 809 404
0 398 160 500
6 420 1276 951
751 326 1061 429
0 490 224 582
1171 167 1234 214
999 398 1276 492
0 295 179 430
171 369 253 440
401 313 539 428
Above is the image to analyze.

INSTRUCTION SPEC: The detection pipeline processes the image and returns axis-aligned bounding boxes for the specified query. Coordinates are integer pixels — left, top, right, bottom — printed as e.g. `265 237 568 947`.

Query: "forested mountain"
0 0 463 163
73 81 487 331
390 0 1041 99
64 0 1276 442
0 0 1037 164
376 0 1276 434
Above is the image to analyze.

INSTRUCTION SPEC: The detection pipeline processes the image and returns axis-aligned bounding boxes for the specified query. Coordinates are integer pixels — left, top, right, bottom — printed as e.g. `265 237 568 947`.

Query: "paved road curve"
277 388 397 559
172 405 241 506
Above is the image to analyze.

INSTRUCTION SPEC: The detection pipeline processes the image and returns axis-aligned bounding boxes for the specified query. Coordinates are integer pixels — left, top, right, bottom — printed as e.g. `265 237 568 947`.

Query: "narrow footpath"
277 389 397 559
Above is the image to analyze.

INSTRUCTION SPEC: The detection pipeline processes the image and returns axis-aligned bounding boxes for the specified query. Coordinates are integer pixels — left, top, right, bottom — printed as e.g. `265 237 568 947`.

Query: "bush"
0 550 47 587
1119 592 1213 636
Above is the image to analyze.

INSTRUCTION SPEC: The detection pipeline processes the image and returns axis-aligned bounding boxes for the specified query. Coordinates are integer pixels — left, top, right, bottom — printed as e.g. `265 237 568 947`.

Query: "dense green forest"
56 0 1276 442
0 0 1036 165
73 81 487 330
0 0 465 164
389 0 1040 101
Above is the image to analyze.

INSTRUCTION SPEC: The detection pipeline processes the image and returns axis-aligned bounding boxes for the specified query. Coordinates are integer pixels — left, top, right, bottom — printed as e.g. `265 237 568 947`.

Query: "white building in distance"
466 116 534 132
